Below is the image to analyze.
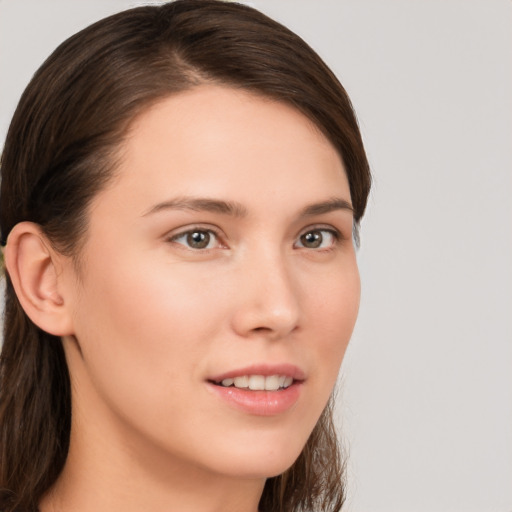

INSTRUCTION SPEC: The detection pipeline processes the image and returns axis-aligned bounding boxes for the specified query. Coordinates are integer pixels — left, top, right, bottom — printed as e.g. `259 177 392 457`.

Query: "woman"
0 1 371 511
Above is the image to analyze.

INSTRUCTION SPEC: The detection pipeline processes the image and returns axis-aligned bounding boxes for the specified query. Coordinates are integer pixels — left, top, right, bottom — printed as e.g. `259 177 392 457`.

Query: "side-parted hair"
0 1 371 511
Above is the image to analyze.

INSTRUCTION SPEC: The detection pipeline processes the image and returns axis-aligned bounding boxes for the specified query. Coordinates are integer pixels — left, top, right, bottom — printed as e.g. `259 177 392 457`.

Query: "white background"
1 1 511 511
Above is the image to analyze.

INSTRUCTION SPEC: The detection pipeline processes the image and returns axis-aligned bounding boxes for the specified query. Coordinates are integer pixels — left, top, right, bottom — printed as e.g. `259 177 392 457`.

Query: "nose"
230 250 301 340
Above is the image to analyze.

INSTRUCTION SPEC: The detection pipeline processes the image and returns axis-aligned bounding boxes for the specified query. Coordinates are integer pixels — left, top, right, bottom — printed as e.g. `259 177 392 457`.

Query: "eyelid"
294 224 344 249
166 225 226 250
298 223 344 238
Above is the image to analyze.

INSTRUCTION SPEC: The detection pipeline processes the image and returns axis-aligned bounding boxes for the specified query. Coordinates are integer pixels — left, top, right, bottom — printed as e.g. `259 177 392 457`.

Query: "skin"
33 85 361 512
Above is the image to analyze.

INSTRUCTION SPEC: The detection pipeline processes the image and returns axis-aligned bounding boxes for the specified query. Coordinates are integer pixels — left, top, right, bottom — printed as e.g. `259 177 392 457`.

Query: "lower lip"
206 382 302 416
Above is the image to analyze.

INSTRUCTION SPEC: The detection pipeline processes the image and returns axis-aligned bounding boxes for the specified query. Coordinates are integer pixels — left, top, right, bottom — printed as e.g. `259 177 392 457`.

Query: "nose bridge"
231 243 301 338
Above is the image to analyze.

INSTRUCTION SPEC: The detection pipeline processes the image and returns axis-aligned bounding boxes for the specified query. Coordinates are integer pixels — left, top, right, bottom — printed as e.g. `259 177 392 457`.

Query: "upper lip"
208 363 306 383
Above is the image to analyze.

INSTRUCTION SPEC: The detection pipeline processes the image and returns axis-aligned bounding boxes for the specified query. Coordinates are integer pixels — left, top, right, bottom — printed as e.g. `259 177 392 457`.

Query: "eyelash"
295 227 341 250
167 225 343 252
168 227 225 251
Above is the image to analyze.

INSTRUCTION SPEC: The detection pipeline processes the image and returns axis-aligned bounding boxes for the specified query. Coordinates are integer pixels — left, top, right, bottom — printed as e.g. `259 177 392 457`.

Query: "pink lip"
206 381 303 416
208 363 306 383
206 363 305 416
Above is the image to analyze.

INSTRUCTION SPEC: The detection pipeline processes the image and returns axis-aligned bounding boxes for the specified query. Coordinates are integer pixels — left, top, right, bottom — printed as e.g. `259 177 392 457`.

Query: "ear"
4 222 74 336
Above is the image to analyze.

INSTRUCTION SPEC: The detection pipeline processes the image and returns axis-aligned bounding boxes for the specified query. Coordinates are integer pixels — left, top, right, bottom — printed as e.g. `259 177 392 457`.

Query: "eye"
169 228 222 250
295 228 339 250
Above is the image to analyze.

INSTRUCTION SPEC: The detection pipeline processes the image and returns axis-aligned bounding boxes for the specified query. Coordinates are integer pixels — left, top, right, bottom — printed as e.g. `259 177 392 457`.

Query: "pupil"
302 231 322 248
187 231 210 249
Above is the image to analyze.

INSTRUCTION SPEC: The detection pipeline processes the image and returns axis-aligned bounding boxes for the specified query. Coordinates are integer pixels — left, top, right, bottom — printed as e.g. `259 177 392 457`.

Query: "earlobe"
4 222 74 336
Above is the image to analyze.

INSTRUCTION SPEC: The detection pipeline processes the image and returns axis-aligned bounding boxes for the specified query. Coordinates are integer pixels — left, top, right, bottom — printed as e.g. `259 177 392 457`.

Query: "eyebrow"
143 196 353 218
143 197 248 218
299 197 353 216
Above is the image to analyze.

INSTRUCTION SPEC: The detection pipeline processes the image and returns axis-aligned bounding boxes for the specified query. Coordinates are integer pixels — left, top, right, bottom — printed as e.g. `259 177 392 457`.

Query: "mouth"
206 364 305 415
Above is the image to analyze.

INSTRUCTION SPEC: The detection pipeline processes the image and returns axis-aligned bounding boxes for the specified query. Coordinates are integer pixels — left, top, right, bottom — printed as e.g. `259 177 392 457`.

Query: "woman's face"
60 85 360 482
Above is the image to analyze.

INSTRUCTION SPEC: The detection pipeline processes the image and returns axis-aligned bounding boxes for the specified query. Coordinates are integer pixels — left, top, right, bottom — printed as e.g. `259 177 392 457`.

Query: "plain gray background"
1 1 511 511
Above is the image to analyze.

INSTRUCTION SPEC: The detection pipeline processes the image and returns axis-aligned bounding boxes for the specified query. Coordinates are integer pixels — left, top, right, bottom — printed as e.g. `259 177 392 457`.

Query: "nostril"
230 283 300 339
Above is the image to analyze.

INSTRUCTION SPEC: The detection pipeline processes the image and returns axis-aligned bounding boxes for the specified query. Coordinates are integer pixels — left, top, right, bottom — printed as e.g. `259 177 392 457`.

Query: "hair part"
0 1 371 510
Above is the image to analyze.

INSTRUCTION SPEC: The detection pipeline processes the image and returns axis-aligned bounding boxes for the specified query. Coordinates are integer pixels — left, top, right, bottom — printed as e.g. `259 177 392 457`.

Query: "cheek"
67 256 227 450
70 251 235 402
305 263 360 380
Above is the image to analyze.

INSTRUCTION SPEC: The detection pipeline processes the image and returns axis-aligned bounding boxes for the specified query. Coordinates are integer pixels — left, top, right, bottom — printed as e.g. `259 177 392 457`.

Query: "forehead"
95 85 350 217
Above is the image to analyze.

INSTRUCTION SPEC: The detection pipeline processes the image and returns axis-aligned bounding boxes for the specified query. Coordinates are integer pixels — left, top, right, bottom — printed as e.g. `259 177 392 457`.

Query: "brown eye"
187 231 211 249
170 229 220 250
300 231 323 248
295 229 338 249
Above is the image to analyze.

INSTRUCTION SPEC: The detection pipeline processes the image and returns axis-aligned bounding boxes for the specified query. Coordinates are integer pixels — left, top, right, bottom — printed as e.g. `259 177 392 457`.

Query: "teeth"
218 374 294 391
248 375 265 390
233 376 249 388
283 376 293 388
265 375 281 391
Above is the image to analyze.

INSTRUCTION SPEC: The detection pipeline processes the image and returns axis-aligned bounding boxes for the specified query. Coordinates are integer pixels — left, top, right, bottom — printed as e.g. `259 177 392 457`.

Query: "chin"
205 434 307 480
216 457 299 481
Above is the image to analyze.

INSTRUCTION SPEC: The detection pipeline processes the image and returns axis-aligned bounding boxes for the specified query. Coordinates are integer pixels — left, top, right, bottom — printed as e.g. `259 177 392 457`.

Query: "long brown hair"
0 1 371 511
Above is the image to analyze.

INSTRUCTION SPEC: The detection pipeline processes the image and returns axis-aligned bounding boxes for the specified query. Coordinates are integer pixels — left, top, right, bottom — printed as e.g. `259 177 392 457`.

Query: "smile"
206 365 305 416
215 374 294 391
